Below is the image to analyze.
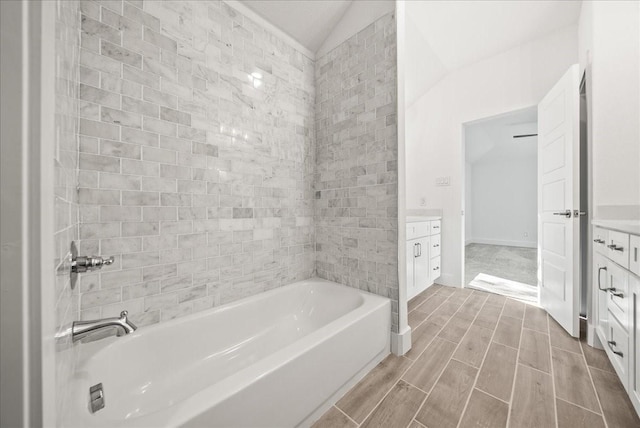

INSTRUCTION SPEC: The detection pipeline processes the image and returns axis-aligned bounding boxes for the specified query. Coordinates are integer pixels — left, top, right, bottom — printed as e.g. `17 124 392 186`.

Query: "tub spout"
72 311 137 343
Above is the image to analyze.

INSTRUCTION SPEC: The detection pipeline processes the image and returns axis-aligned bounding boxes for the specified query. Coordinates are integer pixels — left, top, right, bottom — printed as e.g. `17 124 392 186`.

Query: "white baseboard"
391 326 412 356
467 238 536 249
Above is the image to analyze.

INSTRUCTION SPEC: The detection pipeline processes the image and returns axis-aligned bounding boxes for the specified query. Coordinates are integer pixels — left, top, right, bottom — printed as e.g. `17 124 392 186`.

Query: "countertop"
592 219 640 235
407 216 441 223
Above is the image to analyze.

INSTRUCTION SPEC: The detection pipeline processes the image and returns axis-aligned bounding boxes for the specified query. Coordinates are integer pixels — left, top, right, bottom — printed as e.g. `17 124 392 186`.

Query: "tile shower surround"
315 14 399 333
74 1 399 332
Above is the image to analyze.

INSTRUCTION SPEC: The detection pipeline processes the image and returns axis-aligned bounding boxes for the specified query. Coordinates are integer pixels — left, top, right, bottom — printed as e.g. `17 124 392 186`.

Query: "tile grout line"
505 302 526 428
574 333 609 426
332 405 359 427
455 294 507 428
406 289 472 362
556 396 606 418
405 289 488 428
545 312 559 428
351 356 412 427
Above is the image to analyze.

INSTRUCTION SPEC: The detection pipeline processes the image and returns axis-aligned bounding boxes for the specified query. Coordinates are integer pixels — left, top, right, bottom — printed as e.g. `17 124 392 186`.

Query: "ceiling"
465 107 538 164
239 0 353 53
406 0 582 105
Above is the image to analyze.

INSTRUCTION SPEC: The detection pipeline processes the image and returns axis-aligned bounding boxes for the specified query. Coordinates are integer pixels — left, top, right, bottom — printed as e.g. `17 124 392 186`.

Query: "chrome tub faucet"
72 311 137 343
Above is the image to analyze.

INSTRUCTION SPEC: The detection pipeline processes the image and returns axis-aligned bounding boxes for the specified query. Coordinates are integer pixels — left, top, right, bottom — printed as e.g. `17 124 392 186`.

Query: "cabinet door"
631 275 640 413
594 252 609 339
414 237 430 295
407 240 417 299
630 235 640 276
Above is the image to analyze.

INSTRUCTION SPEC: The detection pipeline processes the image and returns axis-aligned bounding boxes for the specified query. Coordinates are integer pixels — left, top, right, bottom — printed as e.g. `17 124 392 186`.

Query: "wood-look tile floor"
313 285 640 428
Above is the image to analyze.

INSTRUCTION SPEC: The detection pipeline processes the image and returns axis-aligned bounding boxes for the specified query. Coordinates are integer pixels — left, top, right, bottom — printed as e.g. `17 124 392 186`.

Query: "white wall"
468 156 537 248
406 25 578 286
579 1 640 219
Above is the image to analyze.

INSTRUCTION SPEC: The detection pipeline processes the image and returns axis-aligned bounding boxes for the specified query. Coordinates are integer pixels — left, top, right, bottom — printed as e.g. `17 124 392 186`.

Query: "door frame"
460 105 540 292
0 1 56 426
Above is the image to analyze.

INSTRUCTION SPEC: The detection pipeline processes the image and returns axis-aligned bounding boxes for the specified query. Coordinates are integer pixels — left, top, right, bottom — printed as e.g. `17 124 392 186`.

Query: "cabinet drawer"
607 311 630 388
430 234 441 257
430 256 441 283
430 220 441 235
593 227 608 255
630 234 640 276
407 222 429 240
607 262 630 331
607 230 630 269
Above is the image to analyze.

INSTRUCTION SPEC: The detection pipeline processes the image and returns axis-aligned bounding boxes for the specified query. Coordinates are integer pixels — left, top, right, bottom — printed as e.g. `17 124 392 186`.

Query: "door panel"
538 64 580 337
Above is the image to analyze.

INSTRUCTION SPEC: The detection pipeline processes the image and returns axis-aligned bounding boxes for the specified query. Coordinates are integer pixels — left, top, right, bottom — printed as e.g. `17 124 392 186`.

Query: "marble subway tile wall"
314 13 399 332
76 0 315 325
53 0 81 423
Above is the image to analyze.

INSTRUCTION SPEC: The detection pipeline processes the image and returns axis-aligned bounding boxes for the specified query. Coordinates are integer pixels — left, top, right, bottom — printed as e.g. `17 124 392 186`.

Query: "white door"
538 64 581 337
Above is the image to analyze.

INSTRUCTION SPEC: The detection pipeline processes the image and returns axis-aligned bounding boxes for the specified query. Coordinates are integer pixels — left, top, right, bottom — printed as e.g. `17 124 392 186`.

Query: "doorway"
462 107 539 304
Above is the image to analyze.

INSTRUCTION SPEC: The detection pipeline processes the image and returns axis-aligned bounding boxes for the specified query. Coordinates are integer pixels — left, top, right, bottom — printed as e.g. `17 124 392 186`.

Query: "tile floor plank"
475 342 518 402
453 324 493 368
486 293 507 307
312 407 356 428
556 398 606 428
459 389 509 428
361 380 425 428
336 354 412 423
438 314 474 344
580 340 615 373
551 347 600 412
403 337 457 391
549 316 582 354
509 364 555 428
405 321 442 360
524 305 549 333
518 328 551 373
502 299 525 319
408 294 428 313
408 309 430 330
493 315 522 349
415 360 477 428
473 302 503 330
589 367 640 428
416 293 448 314
427 301 462 328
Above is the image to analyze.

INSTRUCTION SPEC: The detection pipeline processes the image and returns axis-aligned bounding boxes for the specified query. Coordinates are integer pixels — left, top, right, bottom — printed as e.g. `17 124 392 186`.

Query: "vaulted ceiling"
406 1 582 105
237 1 582 104
239 0 353 53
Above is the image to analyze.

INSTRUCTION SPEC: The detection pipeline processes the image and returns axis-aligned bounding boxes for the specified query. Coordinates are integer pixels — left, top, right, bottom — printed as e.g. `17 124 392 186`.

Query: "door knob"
553 210 572 218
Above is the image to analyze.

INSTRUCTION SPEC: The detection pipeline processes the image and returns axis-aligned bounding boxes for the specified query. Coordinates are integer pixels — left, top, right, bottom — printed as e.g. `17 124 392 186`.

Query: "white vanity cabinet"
407 217 442 300
592 221 640 416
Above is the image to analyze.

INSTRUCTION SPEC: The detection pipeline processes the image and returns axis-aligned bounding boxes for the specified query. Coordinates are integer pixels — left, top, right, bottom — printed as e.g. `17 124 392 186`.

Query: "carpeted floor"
465 244 537 287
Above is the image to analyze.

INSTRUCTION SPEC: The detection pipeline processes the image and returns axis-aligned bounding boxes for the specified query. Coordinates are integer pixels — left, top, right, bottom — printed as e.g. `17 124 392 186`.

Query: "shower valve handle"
72 255 114 273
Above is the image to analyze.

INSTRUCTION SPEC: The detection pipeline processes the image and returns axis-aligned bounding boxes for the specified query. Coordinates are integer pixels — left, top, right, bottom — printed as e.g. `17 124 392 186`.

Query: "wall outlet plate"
435 176 451 186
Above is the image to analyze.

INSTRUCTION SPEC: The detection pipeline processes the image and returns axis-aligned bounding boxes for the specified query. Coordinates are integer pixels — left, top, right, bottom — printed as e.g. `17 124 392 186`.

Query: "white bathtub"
65 278 391 427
